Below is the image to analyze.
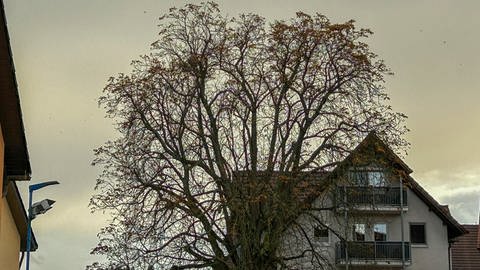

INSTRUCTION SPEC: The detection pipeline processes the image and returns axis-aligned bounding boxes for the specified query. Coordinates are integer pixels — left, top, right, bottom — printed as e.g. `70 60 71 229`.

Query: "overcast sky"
4 0 480 269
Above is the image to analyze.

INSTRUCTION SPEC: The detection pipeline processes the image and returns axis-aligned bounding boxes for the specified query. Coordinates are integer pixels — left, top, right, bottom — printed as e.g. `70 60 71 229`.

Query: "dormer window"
349 167 386 187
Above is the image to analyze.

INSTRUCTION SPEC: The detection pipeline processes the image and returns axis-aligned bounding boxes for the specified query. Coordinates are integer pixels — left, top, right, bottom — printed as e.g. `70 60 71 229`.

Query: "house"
280 132 466 270
451 223 480 269
0 0 38 269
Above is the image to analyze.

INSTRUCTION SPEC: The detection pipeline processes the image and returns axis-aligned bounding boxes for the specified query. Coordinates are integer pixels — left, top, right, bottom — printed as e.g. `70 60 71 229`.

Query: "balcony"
335 241 411 266
336 186 408 212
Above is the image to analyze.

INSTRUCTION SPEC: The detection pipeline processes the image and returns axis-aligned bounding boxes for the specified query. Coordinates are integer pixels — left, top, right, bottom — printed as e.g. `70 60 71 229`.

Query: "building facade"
280 133 466 270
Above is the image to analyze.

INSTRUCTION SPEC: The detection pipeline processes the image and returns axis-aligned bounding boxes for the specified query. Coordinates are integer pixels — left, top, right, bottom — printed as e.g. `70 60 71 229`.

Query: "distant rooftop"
452 224 480 270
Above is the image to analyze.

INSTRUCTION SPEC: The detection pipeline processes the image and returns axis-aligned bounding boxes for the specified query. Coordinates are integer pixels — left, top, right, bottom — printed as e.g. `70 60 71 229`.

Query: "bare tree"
89 2 407 270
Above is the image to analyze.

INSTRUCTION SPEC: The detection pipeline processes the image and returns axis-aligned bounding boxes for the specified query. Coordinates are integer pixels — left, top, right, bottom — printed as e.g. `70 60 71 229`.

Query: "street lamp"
26 181 59 270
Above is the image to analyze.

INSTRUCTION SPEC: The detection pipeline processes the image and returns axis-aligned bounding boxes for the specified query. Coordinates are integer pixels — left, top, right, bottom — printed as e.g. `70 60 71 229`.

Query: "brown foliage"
89 2 407 269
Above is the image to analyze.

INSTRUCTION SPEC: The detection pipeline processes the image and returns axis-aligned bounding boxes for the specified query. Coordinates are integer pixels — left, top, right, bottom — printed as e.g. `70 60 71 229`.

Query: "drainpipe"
400 176 405 270
344 185 349 270
448 242 452 270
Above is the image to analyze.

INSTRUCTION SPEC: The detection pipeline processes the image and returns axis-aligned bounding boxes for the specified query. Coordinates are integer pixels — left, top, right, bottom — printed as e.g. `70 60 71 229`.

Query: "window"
349 170 368 185
354 224 366 241
352 223 387 242
314 225 329 243
410 223 426 244
349 167 386 187
369 171 385 186
374 224 387 241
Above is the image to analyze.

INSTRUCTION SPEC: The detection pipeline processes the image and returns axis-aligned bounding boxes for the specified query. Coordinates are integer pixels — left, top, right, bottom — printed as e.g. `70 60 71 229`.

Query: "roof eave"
0 0 31 178
6 181 38 251
341 132 466 239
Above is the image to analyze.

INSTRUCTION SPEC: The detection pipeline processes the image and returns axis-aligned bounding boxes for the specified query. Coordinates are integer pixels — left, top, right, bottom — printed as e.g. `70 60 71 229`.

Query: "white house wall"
279 193 339 269
399 188 450 270
280 186 450 270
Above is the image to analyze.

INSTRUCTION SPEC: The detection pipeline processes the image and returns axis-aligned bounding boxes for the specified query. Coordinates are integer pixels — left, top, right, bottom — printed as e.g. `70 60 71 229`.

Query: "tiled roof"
406 174 466 239
330 132 467 239
233 171 329 206
452 224 480 270
233 133 467 241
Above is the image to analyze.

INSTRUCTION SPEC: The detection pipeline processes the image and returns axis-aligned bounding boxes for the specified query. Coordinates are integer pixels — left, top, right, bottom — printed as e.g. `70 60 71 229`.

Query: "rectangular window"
314 225 329 243
374 224 387 241
410 223 426 244
354 224 366 241
349 168 386 187
369 171 385 187
349 171 369 186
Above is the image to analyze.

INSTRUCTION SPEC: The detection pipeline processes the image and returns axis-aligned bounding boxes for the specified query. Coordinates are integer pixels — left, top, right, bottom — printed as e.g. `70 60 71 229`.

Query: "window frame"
314 224 330 245
353 223 366 241
409 222 427 246
373 223 388 242
348 166 388 187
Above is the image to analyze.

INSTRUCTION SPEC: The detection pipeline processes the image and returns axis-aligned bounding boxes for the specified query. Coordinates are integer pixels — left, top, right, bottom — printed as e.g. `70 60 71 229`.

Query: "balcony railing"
335 241 411 264
336 186 407 209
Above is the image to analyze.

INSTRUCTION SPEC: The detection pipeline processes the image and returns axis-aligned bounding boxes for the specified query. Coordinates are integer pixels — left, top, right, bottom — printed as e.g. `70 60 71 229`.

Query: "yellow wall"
0 197 21 270
0 118 22 269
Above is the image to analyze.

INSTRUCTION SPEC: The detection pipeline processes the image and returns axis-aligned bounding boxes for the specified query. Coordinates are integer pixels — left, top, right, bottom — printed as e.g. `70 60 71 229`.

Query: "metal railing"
335 241 411 263
336 186 407 208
